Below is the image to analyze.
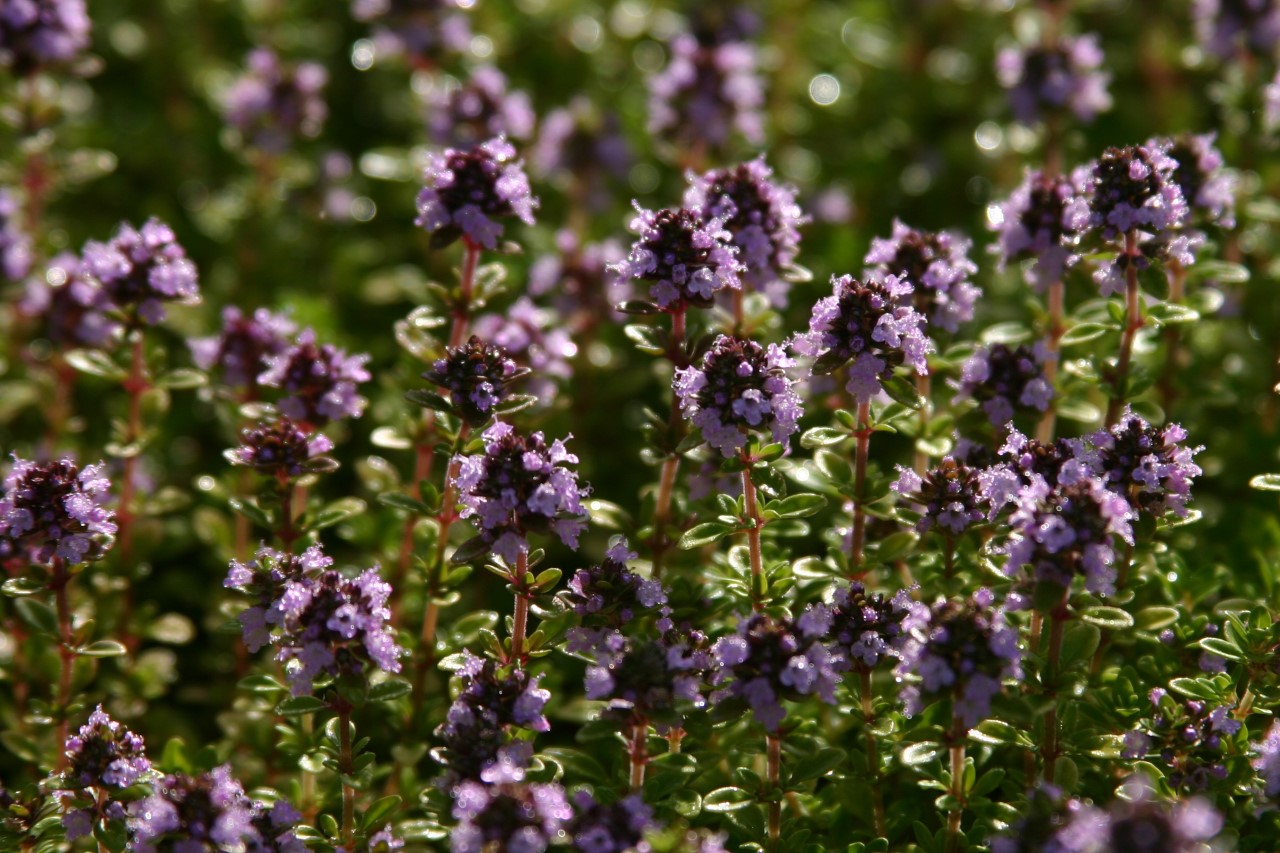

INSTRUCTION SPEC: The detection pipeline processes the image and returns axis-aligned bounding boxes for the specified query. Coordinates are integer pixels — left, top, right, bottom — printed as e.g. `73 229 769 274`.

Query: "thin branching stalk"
510 550 530 665
1042 590 1069 784
337 703 355 849
629 718 648 790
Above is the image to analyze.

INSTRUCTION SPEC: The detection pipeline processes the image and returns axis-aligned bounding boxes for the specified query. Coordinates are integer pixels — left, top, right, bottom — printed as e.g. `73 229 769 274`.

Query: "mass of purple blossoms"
470 297 576 405
190 305 297 394
991 167 1092 289
1086 409 1203 519
0 0 91 74
647 32 764 154
585 630 709 728
996 33 1113 126
229 418 335 480
823 582 919 670
892 457 989 537
1050 776 1224 852
423 334 523 427
57 706 150 841
562 538 666 628
566 791 656 853
350 0 472 64
0 454 115 565
1086 141 1189 241
865 220 980 334
0 189 31 282
435 651 549 782
426 65 535 147
258 328 371 426
81 217 200 327
19 252 117 347
612 205 743 311
1193 0 1280 59
954 342 1055 426
1122 686 1241 791
415 136 538 250
451 779 572 853
222 48 328 154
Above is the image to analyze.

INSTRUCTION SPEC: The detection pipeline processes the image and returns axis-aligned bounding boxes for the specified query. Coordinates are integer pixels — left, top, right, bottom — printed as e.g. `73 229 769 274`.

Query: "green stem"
767 733 782 850
1042 592 1068 784
849 401 872 574
1035 278 1065 444
946 711 966 853
741 452 765 611
338 704 355 849
859 669 887 837
629 718 649 790
1105 231 1142 427
52 558 74 770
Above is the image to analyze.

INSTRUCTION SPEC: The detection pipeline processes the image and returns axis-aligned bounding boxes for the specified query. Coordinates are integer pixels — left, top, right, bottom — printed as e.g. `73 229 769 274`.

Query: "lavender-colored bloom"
673 335 802 458
0 454 115 566
532 97 630 203
223 48 327 154
415 136 537 250
1085 141 1188 242
865 220 980 334
895 591 1022 728
1004 474 1134 596
191 306 296 393
0 189 31 282
246 799 307 853
351 0 472 64
426 65 534 147
528 232 627 321
1085 410 1202 519
585 631 709 728
892 457 988 537
566 791 656 853
19 253 118 347
562 537 666 627
611 205 743 312
127 766 258 853
452 421 589 562
953 343 1055 426
791 274 931 405
991 168 1092 289
363 824 406 853
0 0 91 74
470 297 576 405
81 218 200 326
1163 133 1236 230
452 780 572 853
996 34 1112 125
229 418 335 480
1192 0 1280 59
1254 720 1280 798
435 651 549 782
423 335 523 427
1123 687 1240 793
1051 777 1223 852
684 158 806 308
648 32 763 154
258 328 371 426
824 582 920 669
711 612 840 732
224 544 332 653
63 706 149 790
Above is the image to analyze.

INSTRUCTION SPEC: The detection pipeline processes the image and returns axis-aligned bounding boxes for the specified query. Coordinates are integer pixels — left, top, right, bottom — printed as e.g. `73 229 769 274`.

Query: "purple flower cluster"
452 779 572 853
865 220 980 334
711 611 840 731
225 544 327 652
995 33 1112 125
415 136 537 250
953 343 1055 426
20 253 118 347
892 457 988 537
647 33 764 153
1122 687 1241 791
562 538 666 628
532 98 631 196
1086 410 1203 519
229 418 335 480
259 328 372 426
612 205 743 311
824 582 919 669
895 589 1022 727
1192 0 1280 59
222 48 328 154
81 218 200 327
453 421 589 562
58 706 150 841
350 0 472 64
190 306 297 394
0 189 31 282
586 630 709 728
673 335 802 458
528 232 627 320
0 0 91 74
1164 132 1236 229
470 297 576 404
1085 141 1188 241
0 454 115 566
1254 720 1280 799
683 158 806 308
426 65 534 147
435 651 549 782
566 791 656 853
986 784 1075 853
1050 777 1223 852
423 334 522 427
990 168 1091 289
792 274 931 404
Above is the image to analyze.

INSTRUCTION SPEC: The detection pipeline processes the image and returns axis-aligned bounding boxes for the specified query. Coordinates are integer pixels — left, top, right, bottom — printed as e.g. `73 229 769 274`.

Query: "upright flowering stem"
336 702 355 848
946 711 966 853
1036 278 1065 443
859 669 887 837
51 557 75 769
741 451 765 611
913 373 931 474
767 733 782 849
449 237 482 349
850 401 872 572
1042 591 1069 784
652 308 687 578
1105 230 1142 426
116 335 147 650
628 719 648 790
510 550 530 664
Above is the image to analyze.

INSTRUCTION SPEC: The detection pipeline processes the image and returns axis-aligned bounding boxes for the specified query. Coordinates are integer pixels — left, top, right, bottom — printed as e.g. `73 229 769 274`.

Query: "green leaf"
679 522 733 549
1145 303 1199 326
307 498 366 531
1059 623 1101 668
15 598 58 637
770 493 827 519
979 321 1032 345
276 695 328 716
369 679 413 702
228 497 272 529
77 640 128 657
882 374 923 409
1249 474 1280 492
155 368 208 390
404 389 453 413
533 568 562 592
624 323 668 355
449 535 491 565
238 675 286 694
788 747 846 784
616 300 661 315
65 348 127 381
1187 259 1249 283
1168 677 1219 702
378 492 433 514
2 577 45 597
1060 323 1112 346
494 394 537 416
703 786 754 812
1135 606 1180 632
1195 637 1244 662
900 741 940 766
361 795 402 829
1080 606 1134 631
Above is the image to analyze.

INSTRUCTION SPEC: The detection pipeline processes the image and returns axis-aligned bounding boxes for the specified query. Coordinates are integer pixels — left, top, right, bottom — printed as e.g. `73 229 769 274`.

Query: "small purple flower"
990 167 1092 289
1122 689 1240 793
895 591 1022 728
1253 720 1280 799
611 205 743 312
996 33 1112 125
1193 0 1280 59
363 824 406 853
528 231 628 321
824 582 920 670
19 253 118 347
562 537 667 627
1163 133 1236 230
791 274 931 405
451 780 573 853
892 457 988 537
683 158 806 308
246 799 307 853
647 32 764 154
222 48 327 154
415 136 537 250
435 651 550 782
258 328 371 426
425 65 535 147
0 0 91 75
190 306 297 394
470 297 576 405
62 705 150 790
224 544 332 653
585 630 709 728
351 0 472 65
423 335 523 427
229 418 335 480
865 220 980 334
566 791 656 853
711 612 840 732
953 343 1055 426
532 97 631 204
1052 777 1223 852
452 421 590 562
0 188 31 282
81 218 200 326
1085 409 1203 519
1085 141 1189 241
127 766 258 853
673 335 802 458
0 454 115 566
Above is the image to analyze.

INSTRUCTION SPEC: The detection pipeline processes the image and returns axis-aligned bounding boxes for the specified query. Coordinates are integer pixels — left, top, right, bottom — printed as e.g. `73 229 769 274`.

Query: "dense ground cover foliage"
4 0 1280 850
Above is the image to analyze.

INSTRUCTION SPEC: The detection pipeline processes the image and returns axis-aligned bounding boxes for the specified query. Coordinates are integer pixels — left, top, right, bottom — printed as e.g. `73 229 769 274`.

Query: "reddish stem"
1105 231 1142 427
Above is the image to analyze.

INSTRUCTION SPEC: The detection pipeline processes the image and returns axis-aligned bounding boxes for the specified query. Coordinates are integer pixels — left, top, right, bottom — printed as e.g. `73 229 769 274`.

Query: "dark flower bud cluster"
824 582 920 670
683 158 806 308
222 48 328 154
532 98 631 195
0 454 115 566
350 0 472 64
647 32 764 153
190 306 296 393
0 0 91 75
224 544 329 653
1086 141 1188 241
791 274 931 404
976 428 1088 513
415 136 538 250
611 205 743 311
258 328 372 426
246 800 308 853
891 457 989 537
57 706 150 841
426 65 534 147
673 335 802 458
453 421 589 562
20 253 118 347
991 167 1092 289
864 220 980 334
0 188 31 282
471 297 576 406
81 218 201 327
1193 0 1280 60
1122 687 1241 792
423 335 523 427
953 343 1055 426
711 610 840 731
562 538 666 628
1051 777 1223 852
228 418 335 480
995 33 1112 125
566 791 657 853
585 629 709 728
1164 132 1236 229
895 589 1022 727
451 779 572 853
434 651 550 783
1085 409 1203 520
